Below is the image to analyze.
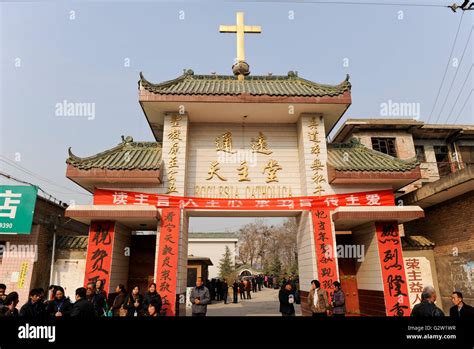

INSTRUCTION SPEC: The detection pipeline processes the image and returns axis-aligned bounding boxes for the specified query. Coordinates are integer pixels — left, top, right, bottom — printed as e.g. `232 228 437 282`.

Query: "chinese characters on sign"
95 188 395 210
308 117 325 195
311 208 339 290
167 115 182 194
0 185 38 234
155 208 181 316
250 132 272 155
404 257 434 307
376 222 411 316
84 222 114 290
209 131 279 183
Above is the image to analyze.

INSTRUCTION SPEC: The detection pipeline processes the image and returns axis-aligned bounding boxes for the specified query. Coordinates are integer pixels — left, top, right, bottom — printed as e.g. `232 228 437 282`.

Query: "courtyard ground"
186 287 302 316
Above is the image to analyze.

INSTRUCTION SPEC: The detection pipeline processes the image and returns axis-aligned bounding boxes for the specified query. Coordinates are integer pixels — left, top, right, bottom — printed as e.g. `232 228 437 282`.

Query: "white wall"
352 223 383 291
188 239 237 278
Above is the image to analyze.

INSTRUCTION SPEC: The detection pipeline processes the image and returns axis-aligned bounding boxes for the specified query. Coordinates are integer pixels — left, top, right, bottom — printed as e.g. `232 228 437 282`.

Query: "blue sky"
0 0 472 231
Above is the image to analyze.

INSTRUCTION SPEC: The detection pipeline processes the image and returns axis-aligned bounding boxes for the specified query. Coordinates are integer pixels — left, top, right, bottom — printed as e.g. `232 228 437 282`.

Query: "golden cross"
219 12 261 63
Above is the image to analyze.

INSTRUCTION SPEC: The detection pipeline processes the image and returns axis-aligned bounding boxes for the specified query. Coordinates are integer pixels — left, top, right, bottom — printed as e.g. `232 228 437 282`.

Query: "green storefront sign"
0 185 38 234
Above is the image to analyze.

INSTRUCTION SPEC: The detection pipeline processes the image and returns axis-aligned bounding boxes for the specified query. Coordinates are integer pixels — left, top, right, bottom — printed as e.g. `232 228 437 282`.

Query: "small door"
340 274 360 316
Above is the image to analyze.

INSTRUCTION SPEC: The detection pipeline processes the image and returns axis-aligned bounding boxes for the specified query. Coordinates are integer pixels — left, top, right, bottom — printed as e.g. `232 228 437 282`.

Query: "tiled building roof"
139 70 351 97
67 136 161 171
401 235 435 250
55 235 88 250
328 140 419 172
67 138 417 173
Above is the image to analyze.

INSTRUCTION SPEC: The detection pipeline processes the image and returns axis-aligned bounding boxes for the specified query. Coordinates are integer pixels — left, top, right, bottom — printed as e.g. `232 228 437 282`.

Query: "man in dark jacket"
86 282 106 317
19 288 45 318
0 292 19 317
411 286 444 317
232 280 239 304
189 277 211 316
71 287 95 318
450 291 474 317
279 282 296 316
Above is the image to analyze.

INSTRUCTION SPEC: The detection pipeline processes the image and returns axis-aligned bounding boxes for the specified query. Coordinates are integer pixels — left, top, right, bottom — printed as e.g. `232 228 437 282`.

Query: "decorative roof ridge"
67 136 160 162
139 70 351 90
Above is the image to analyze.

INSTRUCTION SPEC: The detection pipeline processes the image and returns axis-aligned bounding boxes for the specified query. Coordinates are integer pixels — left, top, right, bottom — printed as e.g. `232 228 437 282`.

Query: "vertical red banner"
375 222 411 316
84 221 115 291
156 208 180 316
311 209 339 291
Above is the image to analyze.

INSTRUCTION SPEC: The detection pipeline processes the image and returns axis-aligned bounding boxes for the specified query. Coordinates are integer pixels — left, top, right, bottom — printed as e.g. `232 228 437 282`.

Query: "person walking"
331 281 346 317
232 280 239 304
239 280 246 300
71 287 95 318
245 279 252 300
189 277 211 317
279 282 296 316
222 280 229 304
411 286 444 317
450 291 474 317
308 280 329 317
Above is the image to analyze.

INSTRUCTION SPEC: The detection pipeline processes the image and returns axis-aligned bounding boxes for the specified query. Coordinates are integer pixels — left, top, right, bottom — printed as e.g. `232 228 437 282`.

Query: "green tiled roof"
189 232 239 239
67 138 417 173
67 136 162 171
139 70 351 97
328 140 419 172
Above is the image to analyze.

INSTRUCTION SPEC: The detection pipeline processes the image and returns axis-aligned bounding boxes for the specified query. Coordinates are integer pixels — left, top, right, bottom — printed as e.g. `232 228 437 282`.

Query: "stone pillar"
352 222 386 316
154 112 190 315
297 113 330 196
84 221 131 295
108 222 131 294
155 208 181 316
297 113 336 316
352 222 411 316
162 112 189 195
296 211 318 293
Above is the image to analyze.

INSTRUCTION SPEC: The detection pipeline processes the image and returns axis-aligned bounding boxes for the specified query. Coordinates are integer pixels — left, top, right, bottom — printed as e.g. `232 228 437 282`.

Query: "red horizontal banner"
93 189 395 210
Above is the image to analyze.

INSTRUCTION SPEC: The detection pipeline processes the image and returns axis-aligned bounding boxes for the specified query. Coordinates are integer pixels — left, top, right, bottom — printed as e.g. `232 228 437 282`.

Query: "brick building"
333 119 474 313
0 194 88 304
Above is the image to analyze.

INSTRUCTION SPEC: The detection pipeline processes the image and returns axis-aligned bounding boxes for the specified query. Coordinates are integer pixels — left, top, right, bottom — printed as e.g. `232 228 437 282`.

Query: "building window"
459 146 474 166
371 137 397 157
415 145 426 162
434 146 451 177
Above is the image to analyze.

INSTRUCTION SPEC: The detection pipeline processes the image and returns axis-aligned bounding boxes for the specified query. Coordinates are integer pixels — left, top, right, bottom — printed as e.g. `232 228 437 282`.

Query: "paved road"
187 287 302 316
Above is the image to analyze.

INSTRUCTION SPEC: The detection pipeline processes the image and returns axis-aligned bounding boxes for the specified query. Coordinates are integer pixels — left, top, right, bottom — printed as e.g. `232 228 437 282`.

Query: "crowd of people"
1 278 472 318
0 281 163 318
277 280 474 317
